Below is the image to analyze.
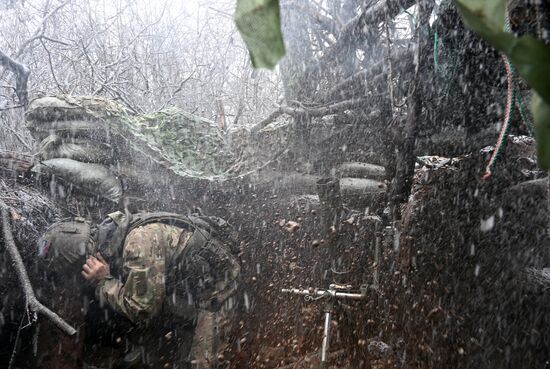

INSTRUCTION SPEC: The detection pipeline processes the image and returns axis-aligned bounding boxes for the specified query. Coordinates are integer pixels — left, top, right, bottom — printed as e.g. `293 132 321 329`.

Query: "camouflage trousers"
189 306 236 369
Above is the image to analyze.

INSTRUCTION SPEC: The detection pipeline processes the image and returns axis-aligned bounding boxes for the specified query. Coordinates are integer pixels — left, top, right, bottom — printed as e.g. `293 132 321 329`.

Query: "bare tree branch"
40 38 66 94
251 98 371 134
0 104 24 111
14 0 72 58
0 49 30 106
0 199 77 336
1 125 32 151
304 0 416 78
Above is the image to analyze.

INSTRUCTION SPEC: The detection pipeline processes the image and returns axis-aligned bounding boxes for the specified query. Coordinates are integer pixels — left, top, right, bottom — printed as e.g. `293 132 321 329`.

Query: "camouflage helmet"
37 217 95 274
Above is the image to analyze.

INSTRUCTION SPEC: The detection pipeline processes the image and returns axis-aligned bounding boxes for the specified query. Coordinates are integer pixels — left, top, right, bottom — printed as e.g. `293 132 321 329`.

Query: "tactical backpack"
95 211 239 262
95 211 241 322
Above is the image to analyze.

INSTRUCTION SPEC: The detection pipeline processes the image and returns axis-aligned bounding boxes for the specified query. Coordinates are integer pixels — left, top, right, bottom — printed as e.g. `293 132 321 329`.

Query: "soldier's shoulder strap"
129 212 239 252
128 212 212 234
98 211 238 261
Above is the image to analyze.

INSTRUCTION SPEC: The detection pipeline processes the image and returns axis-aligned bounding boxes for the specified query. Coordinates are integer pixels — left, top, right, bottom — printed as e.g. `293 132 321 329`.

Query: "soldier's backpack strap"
128 212 201 233
94 210 131 276
96 211 238 262
128 212 239 253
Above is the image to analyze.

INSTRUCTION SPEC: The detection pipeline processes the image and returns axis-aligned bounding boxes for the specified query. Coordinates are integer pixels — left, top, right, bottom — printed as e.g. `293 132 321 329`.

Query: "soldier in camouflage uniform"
38 211 241 369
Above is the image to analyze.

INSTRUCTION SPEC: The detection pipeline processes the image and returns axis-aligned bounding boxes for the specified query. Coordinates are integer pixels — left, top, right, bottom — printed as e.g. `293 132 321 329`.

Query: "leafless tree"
0 0 283 152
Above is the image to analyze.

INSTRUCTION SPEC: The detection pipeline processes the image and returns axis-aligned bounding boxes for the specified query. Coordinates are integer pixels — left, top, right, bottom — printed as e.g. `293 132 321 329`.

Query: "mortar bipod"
281 284 367 369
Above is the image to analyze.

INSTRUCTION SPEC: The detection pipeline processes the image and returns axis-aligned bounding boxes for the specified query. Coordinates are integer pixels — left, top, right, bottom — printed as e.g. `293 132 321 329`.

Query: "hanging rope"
482 7 515 179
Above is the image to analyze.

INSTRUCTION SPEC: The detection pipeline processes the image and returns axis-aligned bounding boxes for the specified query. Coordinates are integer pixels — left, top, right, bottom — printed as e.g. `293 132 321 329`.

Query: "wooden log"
250 98 371 134
0 151 35 175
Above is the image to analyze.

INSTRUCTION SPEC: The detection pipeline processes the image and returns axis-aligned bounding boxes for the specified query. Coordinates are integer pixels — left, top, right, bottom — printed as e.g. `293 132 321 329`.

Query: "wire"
482 4 515 179
515 90 535 136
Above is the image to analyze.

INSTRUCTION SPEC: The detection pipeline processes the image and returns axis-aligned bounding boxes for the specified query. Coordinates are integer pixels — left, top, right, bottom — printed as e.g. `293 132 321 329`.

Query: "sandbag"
27 119 111 141
25 95 239 180
37 135 115 164
33 158 122 203
25 95 127 122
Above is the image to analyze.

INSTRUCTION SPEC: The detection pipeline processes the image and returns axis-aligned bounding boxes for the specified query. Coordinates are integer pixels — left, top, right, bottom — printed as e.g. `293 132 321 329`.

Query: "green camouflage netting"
26 95 236 180
120 109 236 179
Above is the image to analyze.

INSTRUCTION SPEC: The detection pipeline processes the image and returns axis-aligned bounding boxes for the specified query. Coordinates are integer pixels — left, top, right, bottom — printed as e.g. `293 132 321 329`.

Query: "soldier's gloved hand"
82 253 110 284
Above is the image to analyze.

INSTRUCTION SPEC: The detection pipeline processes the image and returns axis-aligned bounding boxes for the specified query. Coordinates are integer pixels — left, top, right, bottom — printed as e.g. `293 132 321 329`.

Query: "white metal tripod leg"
321 310 331 366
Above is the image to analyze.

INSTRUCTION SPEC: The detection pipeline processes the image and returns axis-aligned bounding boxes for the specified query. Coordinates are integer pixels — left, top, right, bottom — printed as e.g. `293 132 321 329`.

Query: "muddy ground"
1 137 550 369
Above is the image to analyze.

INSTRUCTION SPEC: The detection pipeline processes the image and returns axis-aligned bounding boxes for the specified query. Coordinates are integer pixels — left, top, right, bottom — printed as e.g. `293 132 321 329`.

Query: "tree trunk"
389 0 434 215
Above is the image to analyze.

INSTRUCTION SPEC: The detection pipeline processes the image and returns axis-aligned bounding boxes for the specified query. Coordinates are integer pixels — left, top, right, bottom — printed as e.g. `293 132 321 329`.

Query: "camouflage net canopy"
123 110 235 178
26 95 237 180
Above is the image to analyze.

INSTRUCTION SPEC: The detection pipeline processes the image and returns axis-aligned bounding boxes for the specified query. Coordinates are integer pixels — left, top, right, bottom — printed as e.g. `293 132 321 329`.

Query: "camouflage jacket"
95 221 240 323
